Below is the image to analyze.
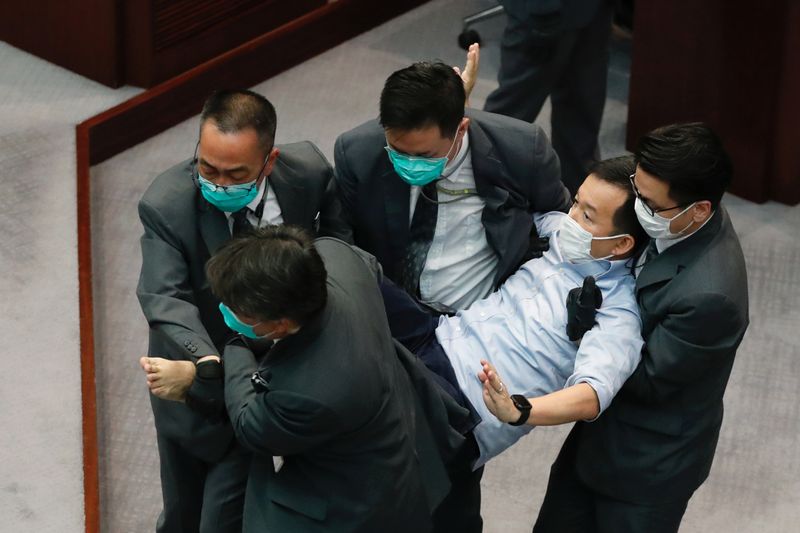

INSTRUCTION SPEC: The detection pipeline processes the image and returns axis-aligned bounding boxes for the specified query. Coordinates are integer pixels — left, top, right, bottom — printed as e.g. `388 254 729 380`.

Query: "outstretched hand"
477 359 520 423
453 43 480 106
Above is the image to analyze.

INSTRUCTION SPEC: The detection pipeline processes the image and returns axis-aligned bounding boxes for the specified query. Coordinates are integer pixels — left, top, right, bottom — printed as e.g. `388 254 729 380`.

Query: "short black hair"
379 61 465 138
206 226 327 325
635 122 732 209
200 89 277 152
588 155 648 257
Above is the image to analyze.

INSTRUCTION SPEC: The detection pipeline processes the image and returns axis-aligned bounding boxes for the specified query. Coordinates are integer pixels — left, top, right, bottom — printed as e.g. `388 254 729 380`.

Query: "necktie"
231 208 253 236
635 240 658 275
399 182 439 296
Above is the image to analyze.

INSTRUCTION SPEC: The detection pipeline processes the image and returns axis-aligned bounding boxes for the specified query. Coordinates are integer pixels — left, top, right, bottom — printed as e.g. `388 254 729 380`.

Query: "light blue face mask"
218 302 266 339
384 134 459 187
198 175 258 213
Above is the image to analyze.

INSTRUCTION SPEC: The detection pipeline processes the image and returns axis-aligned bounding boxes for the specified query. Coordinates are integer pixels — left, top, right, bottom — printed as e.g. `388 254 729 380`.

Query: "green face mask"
384 133 459 186
385 147 448 186
218 303 269 339
198 175 258 212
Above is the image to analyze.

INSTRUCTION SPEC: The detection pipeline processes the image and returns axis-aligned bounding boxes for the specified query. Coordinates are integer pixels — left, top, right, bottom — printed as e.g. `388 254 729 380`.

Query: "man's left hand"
478 359 519 423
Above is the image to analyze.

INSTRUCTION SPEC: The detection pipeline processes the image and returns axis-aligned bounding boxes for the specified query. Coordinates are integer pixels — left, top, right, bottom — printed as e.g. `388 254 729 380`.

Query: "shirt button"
480 312 486 317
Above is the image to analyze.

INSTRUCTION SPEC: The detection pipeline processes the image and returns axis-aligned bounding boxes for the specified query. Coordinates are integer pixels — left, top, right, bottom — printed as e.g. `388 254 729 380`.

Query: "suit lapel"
467 118 518 284
635 208 725 292
468 120 512 211
197 192 231 255
383 167 411 263
269 159 307 228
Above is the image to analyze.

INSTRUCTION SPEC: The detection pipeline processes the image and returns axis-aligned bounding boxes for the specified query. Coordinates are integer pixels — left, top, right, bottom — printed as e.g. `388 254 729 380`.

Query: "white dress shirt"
437 212 644 468
225 178 284 233
408 132 499 310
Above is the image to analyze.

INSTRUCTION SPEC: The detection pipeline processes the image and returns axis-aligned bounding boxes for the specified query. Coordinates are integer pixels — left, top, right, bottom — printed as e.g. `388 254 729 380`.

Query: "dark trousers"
484 3 613 194
380 279 484 533
156 434 250 533
533 432 690 533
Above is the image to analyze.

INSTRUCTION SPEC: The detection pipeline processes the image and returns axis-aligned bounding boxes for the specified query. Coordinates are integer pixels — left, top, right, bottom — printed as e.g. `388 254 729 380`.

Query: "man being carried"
379 156 648 531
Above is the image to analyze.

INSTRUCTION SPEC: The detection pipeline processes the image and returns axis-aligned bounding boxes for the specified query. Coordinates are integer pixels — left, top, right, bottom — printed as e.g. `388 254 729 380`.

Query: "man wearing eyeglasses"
530 123 750 533
136 89 350 533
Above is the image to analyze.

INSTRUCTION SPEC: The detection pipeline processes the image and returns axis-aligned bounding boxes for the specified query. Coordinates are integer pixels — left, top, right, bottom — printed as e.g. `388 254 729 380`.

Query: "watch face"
196 360 223 379
511 394 532 411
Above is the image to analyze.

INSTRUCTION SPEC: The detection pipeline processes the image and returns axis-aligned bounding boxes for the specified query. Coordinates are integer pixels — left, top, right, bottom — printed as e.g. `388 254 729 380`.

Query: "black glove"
523 227 551 261
185 360 226 422
566 276 603 341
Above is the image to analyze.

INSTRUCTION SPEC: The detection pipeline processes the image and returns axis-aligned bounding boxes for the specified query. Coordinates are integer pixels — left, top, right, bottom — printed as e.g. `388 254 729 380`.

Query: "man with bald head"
136 89 350 533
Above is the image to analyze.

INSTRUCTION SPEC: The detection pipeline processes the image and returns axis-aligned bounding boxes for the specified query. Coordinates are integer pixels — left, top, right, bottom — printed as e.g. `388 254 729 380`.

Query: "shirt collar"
440 131 470 179
246 178 267 212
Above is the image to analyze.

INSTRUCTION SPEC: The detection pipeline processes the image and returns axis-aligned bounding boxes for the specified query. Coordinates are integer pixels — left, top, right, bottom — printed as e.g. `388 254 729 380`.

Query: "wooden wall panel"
0 0 121 87
626 0 799 204
125 0 325 87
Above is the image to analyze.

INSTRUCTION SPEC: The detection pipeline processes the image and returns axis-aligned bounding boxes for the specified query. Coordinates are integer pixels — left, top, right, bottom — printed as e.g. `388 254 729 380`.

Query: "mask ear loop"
670 203 697 236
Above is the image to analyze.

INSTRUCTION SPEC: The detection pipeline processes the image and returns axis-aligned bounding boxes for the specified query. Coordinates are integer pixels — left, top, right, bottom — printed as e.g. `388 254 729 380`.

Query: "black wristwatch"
195 359 223 379
508 394 532 426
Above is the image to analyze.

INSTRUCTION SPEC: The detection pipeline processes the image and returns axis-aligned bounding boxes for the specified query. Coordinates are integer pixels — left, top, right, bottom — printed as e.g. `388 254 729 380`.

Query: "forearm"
526 383 599 426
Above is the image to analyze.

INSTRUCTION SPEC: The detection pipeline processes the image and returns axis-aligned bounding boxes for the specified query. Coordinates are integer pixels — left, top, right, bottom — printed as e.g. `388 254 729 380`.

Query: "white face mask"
634 198 696 240
558 215 629 264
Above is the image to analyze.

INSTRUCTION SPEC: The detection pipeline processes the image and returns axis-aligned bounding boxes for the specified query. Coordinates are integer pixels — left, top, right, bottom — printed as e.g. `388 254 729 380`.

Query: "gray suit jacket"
571 207 749 503
334 108 570 288
224 238 468 532
137 141 351 462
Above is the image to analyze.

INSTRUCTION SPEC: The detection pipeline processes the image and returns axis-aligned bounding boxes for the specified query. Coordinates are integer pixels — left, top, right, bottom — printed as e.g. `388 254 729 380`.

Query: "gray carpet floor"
3 0 799 531
0 42 141 532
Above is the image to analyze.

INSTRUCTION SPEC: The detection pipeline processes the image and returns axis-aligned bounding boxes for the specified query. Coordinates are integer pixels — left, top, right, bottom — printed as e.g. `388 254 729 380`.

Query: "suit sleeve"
332 134 358 238
224 343 341 456
528 127 571 213
620 292 747 404
136 199 218 360
309 142 353 243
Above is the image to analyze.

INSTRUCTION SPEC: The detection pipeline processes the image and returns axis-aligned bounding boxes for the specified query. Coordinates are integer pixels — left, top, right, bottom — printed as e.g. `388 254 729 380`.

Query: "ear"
611 234 635 257
262 147 280 179
691 200 713 223
279 317 301 336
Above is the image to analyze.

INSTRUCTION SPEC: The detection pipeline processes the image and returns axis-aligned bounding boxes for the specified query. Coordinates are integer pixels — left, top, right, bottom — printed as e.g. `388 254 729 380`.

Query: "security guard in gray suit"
136 89 350 533
207 228 467 532
533 123 749 533
484 0 615 193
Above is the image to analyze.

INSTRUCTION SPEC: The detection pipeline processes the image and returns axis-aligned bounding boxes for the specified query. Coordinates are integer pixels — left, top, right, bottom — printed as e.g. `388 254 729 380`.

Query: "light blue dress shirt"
437 212 644 468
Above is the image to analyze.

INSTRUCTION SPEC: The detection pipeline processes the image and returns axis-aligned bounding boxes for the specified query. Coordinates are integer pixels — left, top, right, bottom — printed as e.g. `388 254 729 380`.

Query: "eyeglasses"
191 141 266 194
628 173 687 217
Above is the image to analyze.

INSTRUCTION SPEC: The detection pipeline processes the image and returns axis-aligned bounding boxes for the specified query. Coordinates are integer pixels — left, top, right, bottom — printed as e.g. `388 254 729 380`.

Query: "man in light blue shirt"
380 156 647 531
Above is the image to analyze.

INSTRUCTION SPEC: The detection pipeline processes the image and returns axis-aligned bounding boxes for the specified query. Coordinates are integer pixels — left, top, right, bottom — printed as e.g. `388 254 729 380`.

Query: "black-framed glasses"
191 141 266 195
628 173 688 217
